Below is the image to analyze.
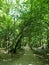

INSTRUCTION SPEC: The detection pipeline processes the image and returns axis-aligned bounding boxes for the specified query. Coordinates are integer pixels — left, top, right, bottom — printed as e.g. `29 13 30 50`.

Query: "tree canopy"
0 0 49 52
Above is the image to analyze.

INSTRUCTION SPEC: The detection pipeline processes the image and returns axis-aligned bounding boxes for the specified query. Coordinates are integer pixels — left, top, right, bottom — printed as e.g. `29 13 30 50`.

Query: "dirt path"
0 46 49 65
12 46 49 65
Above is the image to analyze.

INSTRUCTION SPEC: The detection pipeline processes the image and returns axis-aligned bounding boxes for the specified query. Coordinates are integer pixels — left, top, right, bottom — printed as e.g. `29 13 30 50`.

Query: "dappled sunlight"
0 0 49 65
45 64 48 65
0 46 49 65
11 47 49 65
0 47 49 65
45 59 48 61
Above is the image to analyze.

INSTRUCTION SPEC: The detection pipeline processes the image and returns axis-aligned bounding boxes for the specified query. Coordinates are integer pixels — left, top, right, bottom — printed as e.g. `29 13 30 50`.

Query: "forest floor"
0 46 49 65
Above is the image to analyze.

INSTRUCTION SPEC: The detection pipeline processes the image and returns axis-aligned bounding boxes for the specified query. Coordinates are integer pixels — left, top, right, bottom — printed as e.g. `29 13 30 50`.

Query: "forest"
0 0 49 65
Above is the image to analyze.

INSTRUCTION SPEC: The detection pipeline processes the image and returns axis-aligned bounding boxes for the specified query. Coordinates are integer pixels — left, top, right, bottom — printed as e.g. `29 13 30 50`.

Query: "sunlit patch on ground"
45 64 49 65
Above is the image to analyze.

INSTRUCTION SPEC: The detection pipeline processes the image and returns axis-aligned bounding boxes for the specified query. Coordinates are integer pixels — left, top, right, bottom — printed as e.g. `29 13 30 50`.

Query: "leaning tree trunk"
13 33 22 53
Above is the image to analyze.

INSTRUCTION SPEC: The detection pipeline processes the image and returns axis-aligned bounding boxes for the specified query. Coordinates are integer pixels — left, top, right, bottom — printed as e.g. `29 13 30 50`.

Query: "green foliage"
0 0 49 53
